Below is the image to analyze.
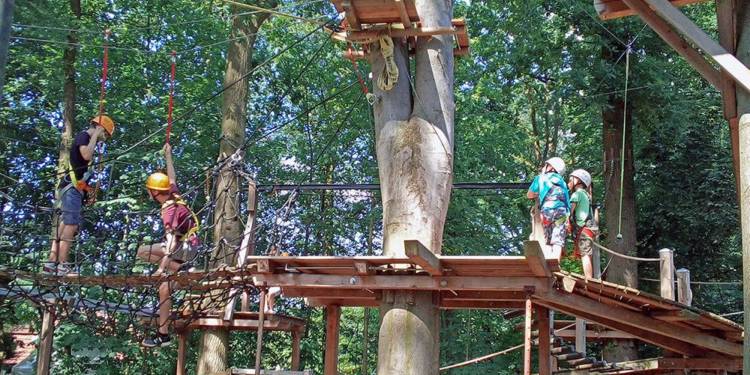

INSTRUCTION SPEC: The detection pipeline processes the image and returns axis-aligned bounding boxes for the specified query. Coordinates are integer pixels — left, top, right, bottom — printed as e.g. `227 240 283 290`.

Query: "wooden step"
551 345 575 355
555 352 584 361
566 357 593 367
575 360 609 370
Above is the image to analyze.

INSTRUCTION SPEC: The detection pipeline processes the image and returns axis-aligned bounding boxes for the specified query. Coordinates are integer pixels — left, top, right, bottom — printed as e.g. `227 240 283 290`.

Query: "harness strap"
161 197 200 240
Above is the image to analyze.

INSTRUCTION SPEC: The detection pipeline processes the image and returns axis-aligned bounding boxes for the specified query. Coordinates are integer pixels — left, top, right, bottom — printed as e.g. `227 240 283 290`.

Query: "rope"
347 42 376 105
615 45 631 240
166 51 177 145
376 36 398 91
592 241 660 262
90 30 111 205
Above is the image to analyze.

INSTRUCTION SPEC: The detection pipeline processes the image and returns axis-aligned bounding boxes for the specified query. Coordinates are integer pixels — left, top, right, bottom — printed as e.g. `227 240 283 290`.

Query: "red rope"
347 42 369 95
166 50 176 144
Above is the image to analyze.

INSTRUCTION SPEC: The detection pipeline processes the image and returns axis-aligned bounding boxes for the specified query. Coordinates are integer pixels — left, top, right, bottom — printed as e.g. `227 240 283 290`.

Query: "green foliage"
0 0 743 373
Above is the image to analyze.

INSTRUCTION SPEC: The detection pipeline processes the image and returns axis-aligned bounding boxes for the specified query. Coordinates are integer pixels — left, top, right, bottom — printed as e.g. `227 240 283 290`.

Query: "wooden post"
176 332 188 375
291 330 302 371
325 305 341 375
676 268 693 306
254 289 267 375
659 248 675 300
536 305 551 375
575 318 586 355
0 0 14 96
523 297 532 375
739 114 750 374
36 308 55 375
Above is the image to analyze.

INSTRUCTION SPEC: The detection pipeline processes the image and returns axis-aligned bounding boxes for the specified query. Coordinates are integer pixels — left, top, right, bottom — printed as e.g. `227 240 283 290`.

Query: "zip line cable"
616 45 631 240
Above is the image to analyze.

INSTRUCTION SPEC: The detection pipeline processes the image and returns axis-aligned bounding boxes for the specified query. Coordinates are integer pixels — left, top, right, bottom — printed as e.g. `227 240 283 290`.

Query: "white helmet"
545 157 566 175
570 169 592 188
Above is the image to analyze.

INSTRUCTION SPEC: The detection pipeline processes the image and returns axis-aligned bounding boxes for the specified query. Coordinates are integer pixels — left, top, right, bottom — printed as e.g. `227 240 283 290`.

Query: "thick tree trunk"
601 95 639 362
196 3 270 374
733 3 750 373
370 1 454 374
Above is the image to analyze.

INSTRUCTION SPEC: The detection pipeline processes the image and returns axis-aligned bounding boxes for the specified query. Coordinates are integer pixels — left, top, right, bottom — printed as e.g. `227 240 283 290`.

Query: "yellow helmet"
91 115 115 137
145 172 171 191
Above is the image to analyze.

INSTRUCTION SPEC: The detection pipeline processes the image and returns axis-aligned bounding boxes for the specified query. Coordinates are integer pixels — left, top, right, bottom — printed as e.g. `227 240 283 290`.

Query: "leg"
265 287 281 314
55 224 79 264
158 281 171 335
137 244 182 273
579 235 595 279
48 221 65 262
51 188 83 264
582 255 593 279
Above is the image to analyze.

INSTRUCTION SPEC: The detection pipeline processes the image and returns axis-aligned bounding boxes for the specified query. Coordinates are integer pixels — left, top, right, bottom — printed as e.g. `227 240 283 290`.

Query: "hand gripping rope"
166 51 177 145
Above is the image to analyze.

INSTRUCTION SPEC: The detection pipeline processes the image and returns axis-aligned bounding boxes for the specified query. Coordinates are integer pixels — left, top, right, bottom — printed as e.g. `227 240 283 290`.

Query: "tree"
195 2 272 374
368 1 454 373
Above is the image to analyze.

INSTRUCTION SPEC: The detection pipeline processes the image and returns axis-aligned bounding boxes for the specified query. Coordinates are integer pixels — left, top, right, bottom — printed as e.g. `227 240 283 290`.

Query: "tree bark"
733 3 750 373
196 3 271 374
601 95 639 362
370 1 454 374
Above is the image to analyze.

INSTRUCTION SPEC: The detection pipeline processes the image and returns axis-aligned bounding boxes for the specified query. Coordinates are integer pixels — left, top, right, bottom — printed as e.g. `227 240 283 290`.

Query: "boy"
527 157 570 259
568 169 596 279
45 115 115 275
138 143 200 347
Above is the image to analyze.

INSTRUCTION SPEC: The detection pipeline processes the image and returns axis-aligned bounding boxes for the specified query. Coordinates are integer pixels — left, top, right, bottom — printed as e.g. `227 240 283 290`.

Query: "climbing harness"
161 195 201 241
376 36 398 91
166 51 177 145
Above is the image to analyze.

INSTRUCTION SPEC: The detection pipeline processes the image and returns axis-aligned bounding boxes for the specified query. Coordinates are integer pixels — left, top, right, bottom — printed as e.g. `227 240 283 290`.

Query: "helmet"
145 172 171 191
545 157 566 175
570 169 592 188
91 115 115 137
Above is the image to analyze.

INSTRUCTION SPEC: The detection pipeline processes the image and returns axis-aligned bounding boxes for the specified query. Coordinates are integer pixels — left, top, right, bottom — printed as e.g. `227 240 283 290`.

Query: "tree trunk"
196 3 270 374
733 3 750 373
601 95 639 362
369 1 454 374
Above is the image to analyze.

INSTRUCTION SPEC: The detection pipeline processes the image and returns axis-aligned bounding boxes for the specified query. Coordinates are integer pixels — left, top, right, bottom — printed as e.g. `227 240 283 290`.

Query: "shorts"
164 241 199 263
60 187 84 225
576 234 594 258
541 208 568 247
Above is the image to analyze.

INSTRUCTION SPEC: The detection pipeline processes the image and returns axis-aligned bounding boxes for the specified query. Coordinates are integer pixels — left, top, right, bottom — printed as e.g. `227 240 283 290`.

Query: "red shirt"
160 184 196 239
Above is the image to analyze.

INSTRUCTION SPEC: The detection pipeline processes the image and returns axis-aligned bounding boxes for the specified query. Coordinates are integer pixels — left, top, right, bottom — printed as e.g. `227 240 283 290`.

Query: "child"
45 115 115 275
137 143 200 347
568 169 596 279
527 157 570 259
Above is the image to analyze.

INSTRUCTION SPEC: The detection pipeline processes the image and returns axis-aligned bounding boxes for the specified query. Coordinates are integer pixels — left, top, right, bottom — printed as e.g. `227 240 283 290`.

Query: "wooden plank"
253 274 550 292
440 290 528 301
524 241 552 277
537 305 552 375
282 288 377 299
307 298 379 307
717 0 738 119
609 357 742 370
177 333 188 375
440 300 526 309
642 0 750 93
554 329 638 340
393 0 411 28
575 318 586 355
651 309 700 321
254 289 267 375
594 0 708 20
404 240 443 275
675 268 692 306
536 291 742 357
257 259 273 274
224 291 238 321
523 297 533 375
620 0 722 91
324 305 341 375
353 261 372 275
347 26 458 41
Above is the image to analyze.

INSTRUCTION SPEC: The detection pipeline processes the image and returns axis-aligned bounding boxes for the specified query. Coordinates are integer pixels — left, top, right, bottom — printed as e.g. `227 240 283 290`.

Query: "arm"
526 191 538 199
164 143 177 185
79 128 103 161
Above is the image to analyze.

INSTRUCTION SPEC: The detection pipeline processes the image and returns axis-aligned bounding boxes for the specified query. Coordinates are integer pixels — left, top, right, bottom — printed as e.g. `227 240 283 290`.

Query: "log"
537 305 552 375
523 297 533 375
659 248 675 300
676 268 692 306
324 305 341 375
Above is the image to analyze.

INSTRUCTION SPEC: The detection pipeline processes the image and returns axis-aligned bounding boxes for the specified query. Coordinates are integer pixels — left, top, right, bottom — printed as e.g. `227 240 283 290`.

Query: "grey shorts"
168 241 199 263
577 235 594 257
60 187 83 226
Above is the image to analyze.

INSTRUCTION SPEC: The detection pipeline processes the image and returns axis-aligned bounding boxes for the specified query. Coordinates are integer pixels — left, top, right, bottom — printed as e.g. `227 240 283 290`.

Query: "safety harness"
56 159 94 208
161 195 200 241
572 190 598 258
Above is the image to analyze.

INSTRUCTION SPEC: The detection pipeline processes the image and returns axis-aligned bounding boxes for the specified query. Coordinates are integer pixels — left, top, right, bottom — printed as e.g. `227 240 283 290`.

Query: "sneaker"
56 264 79 276
141 334 172 348
42 263 57 275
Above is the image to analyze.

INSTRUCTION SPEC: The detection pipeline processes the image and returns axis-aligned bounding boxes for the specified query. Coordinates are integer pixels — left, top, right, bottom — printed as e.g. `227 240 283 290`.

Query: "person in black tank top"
44 115 115 276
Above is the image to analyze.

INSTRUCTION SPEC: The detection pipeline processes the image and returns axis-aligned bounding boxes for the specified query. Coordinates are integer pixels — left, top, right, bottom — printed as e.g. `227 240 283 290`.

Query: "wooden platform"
553 357 743 373
326 0 470 57
173 312 306 333
594 0 709 20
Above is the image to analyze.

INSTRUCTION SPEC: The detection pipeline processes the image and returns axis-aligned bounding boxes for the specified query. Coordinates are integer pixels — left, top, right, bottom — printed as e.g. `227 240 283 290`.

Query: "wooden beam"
620 0 723 90
324 305 341 375
354 261 372 275
609 357 742 370
283 288 377 299
659 248 675 300
651 309 700 321
593 0 708 20
440 290 528 301
257 259 273 274
537 305 552 375
253 274 550 292
675 268 693 306
404 240 443 275
306 298 379 307
523 297 533 375
536 291 742 356
717 0 738 119
176 332 188 375
642 0 750 93
347 26 458 41
342 0 361 30
254 289 267 375
291 330 302 371
524 241 551 277
36 308 55 375
554 329 638 340
393 0 411 28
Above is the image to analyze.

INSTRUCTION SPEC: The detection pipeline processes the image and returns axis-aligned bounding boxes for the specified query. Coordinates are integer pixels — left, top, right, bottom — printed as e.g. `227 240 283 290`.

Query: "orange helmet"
145 172 171 191
91 115 115 137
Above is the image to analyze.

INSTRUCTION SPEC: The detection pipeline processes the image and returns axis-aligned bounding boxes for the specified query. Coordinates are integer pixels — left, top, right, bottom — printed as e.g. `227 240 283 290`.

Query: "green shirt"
570 189 591 228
